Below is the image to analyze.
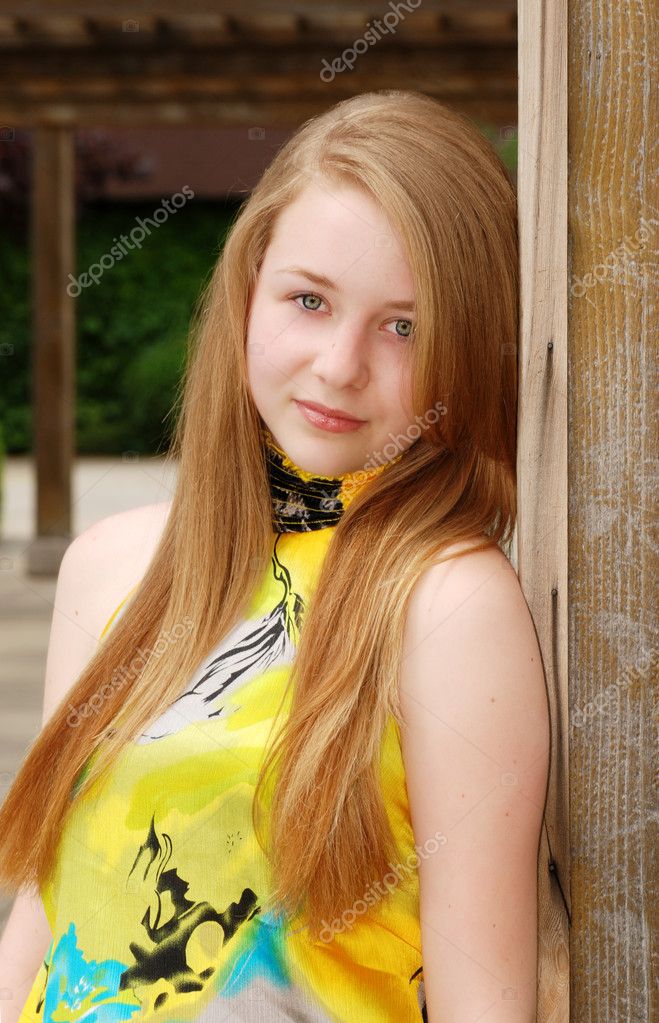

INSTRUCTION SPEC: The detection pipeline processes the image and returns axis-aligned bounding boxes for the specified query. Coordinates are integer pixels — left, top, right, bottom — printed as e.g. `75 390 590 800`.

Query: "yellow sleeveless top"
18 431 427 1022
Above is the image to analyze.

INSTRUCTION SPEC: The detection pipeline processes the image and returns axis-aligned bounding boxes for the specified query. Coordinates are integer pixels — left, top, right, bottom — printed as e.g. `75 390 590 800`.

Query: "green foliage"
0 417 4 528
0 236 31 451
122 333 187 454
479 123 518 180
0 199 239 454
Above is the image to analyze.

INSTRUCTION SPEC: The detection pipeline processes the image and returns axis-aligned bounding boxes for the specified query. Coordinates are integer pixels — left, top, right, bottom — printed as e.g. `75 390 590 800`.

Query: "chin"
285 433 362 476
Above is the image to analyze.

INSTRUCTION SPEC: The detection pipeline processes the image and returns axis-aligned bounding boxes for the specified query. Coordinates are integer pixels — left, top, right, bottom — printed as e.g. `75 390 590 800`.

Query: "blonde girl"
0 90 549 1022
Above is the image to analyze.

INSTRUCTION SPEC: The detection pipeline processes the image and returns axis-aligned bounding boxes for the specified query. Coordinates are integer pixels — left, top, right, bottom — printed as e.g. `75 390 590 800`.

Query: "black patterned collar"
261 425 402 532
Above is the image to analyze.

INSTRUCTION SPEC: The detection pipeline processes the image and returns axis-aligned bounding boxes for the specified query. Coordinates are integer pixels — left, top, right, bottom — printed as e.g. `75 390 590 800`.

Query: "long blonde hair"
0 90 518 940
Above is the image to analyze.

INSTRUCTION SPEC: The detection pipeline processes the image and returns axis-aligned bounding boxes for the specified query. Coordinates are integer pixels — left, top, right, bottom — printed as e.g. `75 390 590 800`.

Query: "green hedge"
0 417 4 527
0 199 240 454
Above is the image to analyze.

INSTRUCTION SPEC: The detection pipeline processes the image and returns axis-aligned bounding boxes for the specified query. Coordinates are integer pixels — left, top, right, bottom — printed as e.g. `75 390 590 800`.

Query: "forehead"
262 177 414 293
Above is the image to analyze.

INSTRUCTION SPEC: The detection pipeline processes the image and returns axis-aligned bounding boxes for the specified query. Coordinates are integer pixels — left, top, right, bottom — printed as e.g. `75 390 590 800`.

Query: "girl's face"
245 175 417 476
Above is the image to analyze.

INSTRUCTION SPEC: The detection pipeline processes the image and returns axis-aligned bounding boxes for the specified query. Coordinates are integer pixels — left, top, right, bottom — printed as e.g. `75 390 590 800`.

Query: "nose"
310 321 369 391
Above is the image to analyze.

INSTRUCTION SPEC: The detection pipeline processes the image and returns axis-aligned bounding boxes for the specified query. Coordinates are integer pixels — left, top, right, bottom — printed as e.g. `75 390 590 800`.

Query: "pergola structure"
0 3 518 126
0 0 518 575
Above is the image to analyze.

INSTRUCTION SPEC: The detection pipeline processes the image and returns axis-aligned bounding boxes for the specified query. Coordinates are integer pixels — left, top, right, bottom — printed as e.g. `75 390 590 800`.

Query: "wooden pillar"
567 1 657 1020
517 0 570 1019
27 127 76 575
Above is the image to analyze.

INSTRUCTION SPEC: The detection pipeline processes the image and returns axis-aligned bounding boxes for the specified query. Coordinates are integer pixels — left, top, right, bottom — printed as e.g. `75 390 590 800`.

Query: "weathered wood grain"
518 0 570 1019
28 127 76 574
567 0 658 1020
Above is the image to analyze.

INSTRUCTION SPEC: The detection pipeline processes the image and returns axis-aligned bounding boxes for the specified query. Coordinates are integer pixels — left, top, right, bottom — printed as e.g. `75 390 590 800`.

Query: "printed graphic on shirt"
23 530 426 1023
136 536 303 743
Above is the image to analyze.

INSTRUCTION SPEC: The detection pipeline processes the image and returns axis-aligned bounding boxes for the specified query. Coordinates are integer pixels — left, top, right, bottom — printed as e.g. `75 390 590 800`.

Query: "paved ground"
0 454 177 930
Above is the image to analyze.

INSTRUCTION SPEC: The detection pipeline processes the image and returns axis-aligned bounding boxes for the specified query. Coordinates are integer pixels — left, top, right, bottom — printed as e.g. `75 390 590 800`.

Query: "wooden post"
567 1 657 1020
27 127 76 575
517 0 570 1019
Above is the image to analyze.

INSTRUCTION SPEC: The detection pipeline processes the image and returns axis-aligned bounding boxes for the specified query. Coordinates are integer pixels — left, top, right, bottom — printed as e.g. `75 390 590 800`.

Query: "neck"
261 425 402 532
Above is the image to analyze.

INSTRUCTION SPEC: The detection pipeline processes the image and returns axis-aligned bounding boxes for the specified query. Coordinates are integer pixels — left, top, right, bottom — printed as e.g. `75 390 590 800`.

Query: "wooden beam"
0 6 517 133
27 127 76 576
155 13 236 48
14 14 95 45
0 0 517 18
0 96 518 130
517 0 570 1019
567 0 657 1018
0 20 518 50
2 66 516 100
0 45 516 76
0 43 517 128
0 5 518 49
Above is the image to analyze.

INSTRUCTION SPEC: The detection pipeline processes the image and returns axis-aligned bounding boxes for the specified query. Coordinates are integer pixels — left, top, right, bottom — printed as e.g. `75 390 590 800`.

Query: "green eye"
294 293 323 311
392 319 414 338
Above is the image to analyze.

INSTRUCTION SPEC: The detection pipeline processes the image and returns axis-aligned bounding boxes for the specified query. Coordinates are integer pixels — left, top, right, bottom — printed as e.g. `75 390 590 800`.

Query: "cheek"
398 375 415 422
245 342 261 398
380 350 414 424
250 300 304 366
245 319 275 405
246 313 301 407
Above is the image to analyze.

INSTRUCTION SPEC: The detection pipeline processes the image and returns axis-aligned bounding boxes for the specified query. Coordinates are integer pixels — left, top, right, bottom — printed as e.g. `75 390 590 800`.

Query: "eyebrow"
275 266 416 313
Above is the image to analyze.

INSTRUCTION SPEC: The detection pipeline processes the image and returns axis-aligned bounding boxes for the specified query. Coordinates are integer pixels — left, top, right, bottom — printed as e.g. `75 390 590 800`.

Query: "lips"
295 400 365 423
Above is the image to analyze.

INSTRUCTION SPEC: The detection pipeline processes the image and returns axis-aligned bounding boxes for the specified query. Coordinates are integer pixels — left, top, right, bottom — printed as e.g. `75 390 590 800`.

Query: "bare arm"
0 535 94 1017
398 544 550 1022
0 891 52 1023
0 501 170 1019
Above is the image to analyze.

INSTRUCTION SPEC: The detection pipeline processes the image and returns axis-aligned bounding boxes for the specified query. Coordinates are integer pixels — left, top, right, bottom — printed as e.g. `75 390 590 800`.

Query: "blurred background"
0 0 518 926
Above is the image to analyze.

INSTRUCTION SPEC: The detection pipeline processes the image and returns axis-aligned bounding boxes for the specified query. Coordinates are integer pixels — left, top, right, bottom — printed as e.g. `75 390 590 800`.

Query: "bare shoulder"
68 500 172 570
60 500 172 630
406 536 522 622
41 501 172 727
400 535 546 724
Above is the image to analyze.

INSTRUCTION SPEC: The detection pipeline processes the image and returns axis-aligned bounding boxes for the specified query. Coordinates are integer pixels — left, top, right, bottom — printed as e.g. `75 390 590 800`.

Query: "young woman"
0 90 549 1022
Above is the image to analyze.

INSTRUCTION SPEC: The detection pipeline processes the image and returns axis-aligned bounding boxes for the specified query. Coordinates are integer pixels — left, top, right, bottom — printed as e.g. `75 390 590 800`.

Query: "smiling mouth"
295 400 366 423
